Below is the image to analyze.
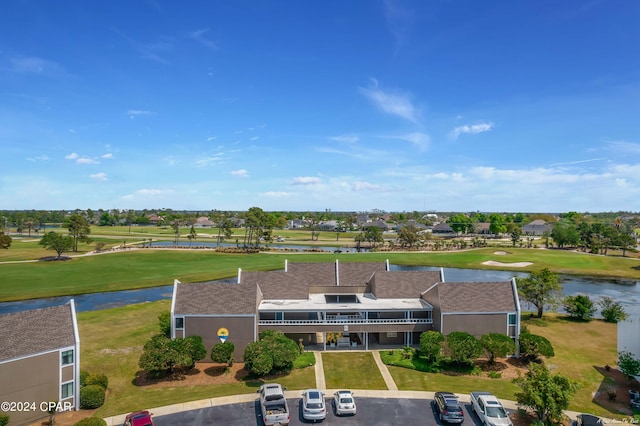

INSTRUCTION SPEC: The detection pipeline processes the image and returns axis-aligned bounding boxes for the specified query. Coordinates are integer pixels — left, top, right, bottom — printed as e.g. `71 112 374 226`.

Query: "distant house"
171 260 521 359
0 301 80 425
474 222 491 235
363 219 389 231
521 220 553 236
432 222 454 234
147 214 163 225
194 217 215 228
317 220 339 231
287 219 310 230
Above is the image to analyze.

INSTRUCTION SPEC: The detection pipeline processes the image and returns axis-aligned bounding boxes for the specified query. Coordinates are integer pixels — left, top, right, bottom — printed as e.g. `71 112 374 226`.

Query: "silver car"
301 389 326 422
333 390 356 416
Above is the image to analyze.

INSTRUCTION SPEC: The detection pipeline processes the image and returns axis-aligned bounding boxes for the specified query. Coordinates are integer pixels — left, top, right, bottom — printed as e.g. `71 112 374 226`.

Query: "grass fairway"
2 247 640 301
322 352 388 390
79 300 316 417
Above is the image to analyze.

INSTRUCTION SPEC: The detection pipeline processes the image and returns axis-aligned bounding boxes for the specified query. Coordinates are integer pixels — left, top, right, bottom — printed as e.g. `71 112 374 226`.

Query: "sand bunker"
493 251 508 255
482 260 533 267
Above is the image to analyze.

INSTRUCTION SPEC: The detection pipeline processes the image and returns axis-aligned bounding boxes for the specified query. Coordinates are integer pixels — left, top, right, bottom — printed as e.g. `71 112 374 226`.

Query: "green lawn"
2 247 640 301
383 313 620 417
79 300 316 417
321 352 388 390
77 302 622 419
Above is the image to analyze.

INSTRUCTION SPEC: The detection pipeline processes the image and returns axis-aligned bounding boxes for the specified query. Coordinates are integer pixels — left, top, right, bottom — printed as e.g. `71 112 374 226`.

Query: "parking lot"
153 397 490 426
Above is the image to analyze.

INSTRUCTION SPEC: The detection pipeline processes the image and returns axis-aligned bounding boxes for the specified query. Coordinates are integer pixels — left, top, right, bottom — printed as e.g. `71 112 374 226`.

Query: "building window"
61 350 74 365
508 313 517 325
175 317 184 329
275 312 283 321
61 382 74 399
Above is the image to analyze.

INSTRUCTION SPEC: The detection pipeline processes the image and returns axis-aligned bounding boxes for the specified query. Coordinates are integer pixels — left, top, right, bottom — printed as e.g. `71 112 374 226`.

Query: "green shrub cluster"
74 417 107 426
80 385 106 409
79 371 109 409
243 330 299 376
0 413 9 426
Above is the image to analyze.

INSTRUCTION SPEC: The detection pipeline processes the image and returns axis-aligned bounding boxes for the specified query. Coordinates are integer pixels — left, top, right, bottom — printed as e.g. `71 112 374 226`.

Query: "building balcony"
258 317 433 326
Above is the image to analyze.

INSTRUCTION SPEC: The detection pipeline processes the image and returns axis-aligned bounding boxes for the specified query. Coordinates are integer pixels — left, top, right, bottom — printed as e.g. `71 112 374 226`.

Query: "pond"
0 266 638 316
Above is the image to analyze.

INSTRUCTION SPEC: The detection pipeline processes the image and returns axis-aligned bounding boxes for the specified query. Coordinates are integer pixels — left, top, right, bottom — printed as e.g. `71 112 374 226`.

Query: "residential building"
521 219 553 235
0 301 80 426
171 261 520 360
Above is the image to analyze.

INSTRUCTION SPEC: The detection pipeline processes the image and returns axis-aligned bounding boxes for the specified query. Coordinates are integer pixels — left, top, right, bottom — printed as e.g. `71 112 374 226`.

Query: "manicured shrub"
79 370 90 387
243 330 299 376
419 330 444 364
445 331 483 365
74 418 107 426
211 341 235 366
80 385 106 409
519 332 554 361
0 413 9 426
85 373 108 390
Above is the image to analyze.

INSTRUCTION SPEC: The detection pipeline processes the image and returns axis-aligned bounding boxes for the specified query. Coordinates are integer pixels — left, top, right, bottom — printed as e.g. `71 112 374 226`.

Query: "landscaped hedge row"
74 418 107 426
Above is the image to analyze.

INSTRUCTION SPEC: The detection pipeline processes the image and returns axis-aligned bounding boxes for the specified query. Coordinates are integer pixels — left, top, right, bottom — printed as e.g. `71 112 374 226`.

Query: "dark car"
576 414 602 426
433 392 464 424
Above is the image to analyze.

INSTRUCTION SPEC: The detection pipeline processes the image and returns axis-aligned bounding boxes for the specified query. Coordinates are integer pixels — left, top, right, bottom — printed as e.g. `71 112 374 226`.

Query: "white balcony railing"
258 317 432 325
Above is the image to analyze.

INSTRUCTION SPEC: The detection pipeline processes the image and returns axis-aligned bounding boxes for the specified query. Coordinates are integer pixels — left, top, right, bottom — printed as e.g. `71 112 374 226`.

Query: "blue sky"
1 0 639 212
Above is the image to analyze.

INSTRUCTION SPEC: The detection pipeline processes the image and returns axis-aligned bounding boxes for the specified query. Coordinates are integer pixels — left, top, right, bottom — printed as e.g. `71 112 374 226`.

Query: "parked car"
576 414 603 426
333 390 357 416
258 383 290 426
433 392 464 423
123 410 155 426
301 389 326 422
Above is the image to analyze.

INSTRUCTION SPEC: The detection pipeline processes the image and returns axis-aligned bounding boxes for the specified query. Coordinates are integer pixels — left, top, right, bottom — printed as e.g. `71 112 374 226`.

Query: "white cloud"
101 153 113 159
359 78 420 124
293 176 322 185
77 157 99 165
10 56 65 75
65 152 79 160
90 172 108 181
122 188 169 199
189 28 218 49
329 134 360 144
353 181 383 191
250 136 259 141
449 122 494 139
607 140 640 154
231 169 249 178
127 110 154 119
390 132 430 151
262 191 291 198
195 154 223 167
26 155 50 162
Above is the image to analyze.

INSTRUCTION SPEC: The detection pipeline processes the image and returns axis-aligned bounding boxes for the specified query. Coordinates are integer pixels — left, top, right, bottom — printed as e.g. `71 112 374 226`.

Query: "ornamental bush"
74 418 107 426
79 370 90 387
519 332 554 361
80 385 106 409
243 330 299 376
0 414 9 426
85 373 108 390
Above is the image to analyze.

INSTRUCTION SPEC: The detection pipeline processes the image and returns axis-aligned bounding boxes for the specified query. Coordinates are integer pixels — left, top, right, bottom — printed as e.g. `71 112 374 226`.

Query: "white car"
301 389 326 422
333 390 356 416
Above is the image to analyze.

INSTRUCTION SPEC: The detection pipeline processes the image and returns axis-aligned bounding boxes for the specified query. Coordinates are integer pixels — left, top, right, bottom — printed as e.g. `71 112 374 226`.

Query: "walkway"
371 350 398 391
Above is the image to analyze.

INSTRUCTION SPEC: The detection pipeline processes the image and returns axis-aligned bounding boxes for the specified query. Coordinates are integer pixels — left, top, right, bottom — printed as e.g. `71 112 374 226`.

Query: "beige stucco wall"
0 351 59 426
441 313 507 337
184 316 256 361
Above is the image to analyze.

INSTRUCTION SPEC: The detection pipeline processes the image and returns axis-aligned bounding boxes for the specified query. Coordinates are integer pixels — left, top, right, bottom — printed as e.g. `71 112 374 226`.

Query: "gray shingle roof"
372 271 442 298
438 281 517 313
0 303 77 362
174 281 258 315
